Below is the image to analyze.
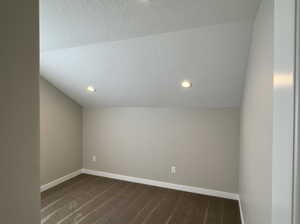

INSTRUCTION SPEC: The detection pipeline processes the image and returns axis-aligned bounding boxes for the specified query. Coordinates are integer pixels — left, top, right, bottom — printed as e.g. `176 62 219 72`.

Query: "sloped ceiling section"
40 0 260 51
40 0 260 108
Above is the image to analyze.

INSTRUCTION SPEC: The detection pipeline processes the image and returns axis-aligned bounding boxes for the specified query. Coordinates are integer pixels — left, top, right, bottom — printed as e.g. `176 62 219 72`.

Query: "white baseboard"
40 169 83 192
238 196 246 224
82 169 238 200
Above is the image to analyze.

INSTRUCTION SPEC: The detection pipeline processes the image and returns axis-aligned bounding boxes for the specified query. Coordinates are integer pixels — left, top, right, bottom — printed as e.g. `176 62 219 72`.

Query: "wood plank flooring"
41 174 241 224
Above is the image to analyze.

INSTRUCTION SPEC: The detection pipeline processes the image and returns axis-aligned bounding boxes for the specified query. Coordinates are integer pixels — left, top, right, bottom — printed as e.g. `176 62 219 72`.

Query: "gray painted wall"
0 0 40 223
83 107 240 193
40 78 83 186
239 0 273 223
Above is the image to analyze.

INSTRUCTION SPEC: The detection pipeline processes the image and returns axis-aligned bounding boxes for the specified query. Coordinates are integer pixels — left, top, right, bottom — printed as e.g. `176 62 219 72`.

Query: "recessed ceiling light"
181 80 192 88
87 86 96 92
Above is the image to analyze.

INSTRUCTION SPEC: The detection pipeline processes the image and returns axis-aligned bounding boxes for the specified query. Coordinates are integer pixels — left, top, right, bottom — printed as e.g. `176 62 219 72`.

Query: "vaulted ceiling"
40 0 261 108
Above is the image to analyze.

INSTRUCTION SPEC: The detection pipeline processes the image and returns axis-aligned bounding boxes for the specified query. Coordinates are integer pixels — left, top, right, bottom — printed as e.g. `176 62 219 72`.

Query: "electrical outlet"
171 166 176 174
92 155 97 162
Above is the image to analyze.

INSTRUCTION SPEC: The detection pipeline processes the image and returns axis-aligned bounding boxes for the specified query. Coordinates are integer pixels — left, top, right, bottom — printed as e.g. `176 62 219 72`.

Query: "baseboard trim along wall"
238 196 246 224
40 168 241 202
40 169 82 192
82 169 239 200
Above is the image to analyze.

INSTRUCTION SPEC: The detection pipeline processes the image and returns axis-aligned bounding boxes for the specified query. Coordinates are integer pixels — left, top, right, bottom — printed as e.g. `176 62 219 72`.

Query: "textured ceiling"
40 0 260 51
40 0 260 108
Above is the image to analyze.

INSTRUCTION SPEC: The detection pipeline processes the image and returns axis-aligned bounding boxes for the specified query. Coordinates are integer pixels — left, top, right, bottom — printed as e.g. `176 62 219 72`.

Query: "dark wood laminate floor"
41 174 241 224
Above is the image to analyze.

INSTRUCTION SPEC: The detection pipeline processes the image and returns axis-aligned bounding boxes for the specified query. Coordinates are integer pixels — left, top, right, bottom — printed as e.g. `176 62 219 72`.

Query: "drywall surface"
0 0 40 223
40 78 83 185
273 0 295 223
239 0 274 223
83 107 240 193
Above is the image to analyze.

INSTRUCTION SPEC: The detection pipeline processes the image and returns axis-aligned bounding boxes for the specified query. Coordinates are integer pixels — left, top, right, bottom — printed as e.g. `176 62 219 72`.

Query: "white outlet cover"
92 156 97 162
171 166 176 174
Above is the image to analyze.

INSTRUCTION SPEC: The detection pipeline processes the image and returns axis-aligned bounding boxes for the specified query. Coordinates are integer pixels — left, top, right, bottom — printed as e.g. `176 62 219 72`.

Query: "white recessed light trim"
87 86 96 92
181 80 192 88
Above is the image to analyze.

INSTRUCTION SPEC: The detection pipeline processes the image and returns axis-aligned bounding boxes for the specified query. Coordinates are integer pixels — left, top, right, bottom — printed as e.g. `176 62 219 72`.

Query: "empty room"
2 0 298 224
